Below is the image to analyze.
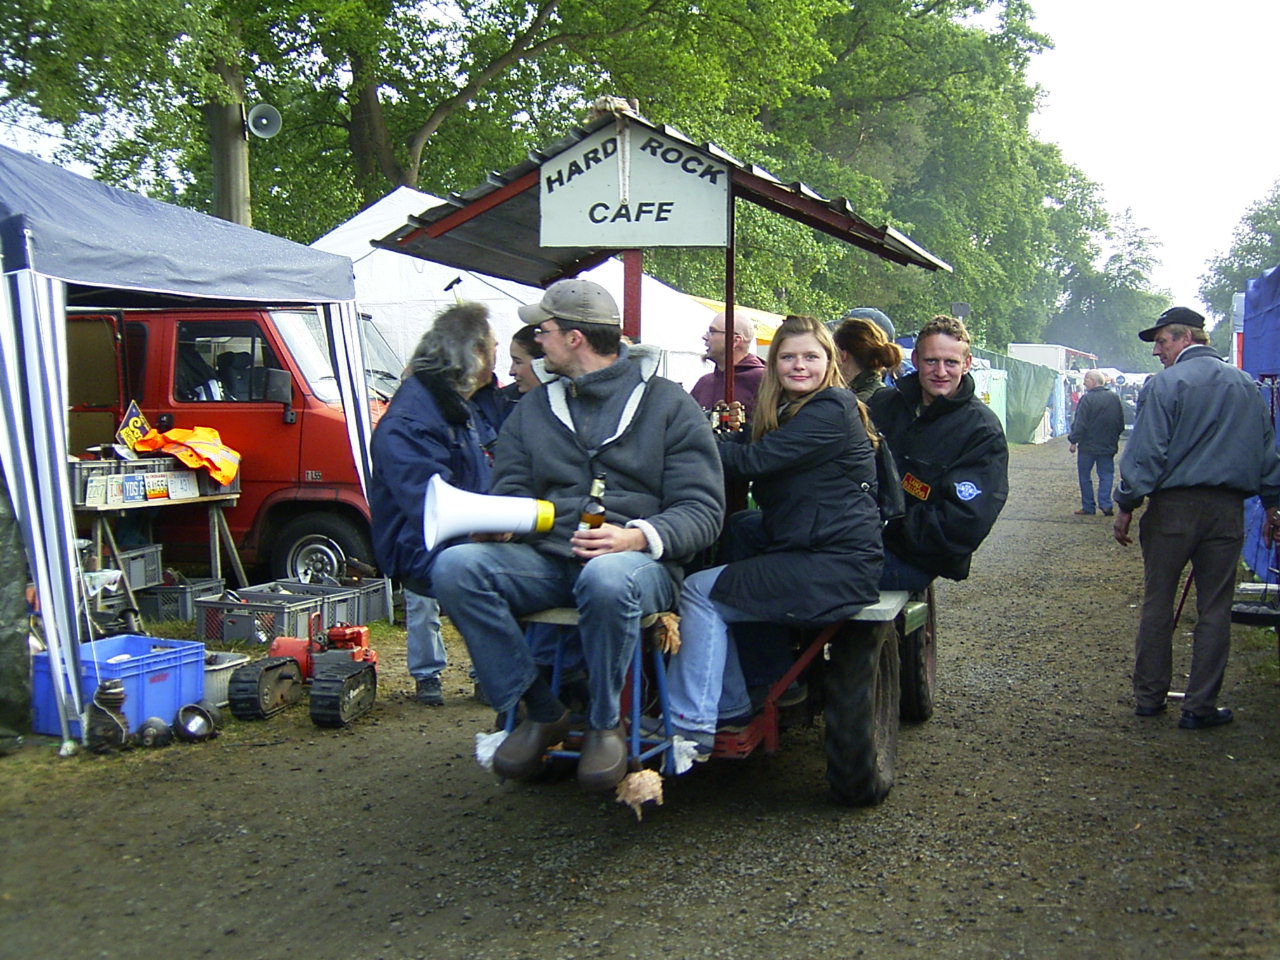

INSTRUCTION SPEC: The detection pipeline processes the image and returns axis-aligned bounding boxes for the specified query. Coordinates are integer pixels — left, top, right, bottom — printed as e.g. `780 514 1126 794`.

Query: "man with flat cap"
434 278 724 791
1114 306 1280 728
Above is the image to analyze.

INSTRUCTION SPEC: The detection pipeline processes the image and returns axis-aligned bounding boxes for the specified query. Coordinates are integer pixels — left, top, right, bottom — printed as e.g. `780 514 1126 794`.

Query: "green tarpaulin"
973 346 1057 444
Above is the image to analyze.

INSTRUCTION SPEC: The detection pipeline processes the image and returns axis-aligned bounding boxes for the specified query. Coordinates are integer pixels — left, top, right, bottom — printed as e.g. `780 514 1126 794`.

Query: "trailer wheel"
271 514 371 582
823 620 900 807
899 585 936 722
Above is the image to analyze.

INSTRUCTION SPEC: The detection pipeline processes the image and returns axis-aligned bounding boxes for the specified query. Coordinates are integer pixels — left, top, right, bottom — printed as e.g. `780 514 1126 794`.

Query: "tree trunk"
204 62 251 226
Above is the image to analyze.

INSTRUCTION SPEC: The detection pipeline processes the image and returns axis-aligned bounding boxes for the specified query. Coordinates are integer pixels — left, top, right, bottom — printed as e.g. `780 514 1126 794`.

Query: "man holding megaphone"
433 279 725 793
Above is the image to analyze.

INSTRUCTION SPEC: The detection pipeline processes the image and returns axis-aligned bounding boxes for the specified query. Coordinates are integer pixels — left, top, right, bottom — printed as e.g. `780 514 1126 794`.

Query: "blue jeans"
879 548 934 592
665 566 755 737
1077 451 1115 512
433 543 676 730
404 588 445 680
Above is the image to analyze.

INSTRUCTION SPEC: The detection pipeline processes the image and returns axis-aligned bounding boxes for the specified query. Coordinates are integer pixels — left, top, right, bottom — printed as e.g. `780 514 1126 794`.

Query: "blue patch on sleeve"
955 481 981 501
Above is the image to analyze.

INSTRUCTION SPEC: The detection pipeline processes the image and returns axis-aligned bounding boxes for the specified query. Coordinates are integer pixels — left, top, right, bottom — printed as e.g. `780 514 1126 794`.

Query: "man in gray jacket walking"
434 279 724 791
1113 307 1280 729
1068 369 1125 515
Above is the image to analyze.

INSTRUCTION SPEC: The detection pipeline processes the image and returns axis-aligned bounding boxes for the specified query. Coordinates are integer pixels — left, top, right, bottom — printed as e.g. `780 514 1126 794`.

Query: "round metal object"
136 716 174 748
173 703 218 742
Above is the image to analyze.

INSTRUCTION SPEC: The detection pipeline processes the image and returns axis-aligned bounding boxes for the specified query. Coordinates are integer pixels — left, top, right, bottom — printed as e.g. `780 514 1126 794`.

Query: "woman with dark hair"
506 323 544 396
370 303 498 706
831 316 904 400
663 315 883 757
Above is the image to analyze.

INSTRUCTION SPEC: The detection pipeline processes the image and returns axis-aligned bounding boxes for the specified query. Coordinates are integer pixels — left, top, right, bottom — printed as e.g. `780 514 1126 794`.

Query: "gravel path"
2 436 1277 960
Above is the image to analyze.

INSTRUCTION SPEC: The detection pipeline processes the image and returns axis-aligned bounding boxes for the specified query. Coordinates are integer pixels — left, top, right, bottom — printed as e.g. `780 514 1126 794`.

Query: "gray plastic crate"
344 578 392 623
239 581 359 629
194 593 323 644
109 543 163 589
282 578 392 624
136 578 226 621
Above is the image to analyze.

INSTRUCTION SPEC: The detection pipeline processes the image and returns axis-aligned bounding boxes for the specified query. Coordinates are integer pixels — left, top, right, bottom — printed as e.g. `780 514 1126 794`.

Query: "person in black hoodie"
868 315 1008 590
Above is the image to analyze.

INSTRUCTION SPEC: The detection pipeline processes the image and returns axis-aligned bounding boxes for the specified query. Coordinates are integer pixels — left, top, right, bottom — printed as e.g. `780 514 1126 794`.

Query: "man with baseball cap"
434 278 724 791
1114 306 1280 728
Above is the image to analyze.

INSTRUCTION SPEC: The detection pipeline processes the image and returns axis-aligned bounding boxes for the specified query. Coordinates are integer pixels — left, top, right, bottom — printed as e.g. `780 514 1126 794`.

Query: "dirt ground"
1 436 1278 960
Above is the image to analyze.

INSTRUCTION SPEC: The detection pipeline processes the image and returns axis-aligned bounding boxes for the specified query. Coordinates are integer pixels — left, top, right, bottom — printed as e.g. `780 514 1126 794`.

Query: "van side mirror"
263 368 296 424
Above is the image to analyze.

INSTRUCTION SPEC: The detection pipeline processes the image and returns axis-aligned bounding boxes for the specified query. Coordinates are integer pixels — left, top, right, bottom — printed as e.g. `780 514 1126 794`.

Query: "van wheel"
823 621 900 807
271 514 372 581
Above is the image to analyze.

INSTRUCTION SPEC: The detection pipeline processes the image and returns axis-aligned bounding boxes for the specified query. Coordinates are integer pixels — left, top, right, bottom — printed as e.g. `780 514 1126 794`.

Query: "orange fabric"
135 426 241 485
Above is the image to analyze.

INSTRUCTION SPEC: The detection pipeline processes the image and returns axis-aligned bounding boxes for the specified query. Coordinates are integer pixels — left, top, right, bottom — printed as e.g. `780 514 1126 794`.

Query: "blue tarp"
1242 263 1280 377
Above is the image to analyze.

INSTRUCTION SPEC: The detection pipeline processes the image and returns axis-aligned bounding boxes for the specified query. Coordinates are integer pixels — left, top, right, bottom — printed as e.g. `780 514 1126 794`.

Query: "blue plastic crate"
31 634 205 738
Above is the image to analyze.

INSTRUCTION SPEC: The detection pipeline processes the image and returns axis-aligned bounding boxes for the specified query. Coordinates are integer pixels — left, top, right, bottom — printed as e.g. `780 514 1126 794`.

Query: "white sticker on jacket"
954 481 981 501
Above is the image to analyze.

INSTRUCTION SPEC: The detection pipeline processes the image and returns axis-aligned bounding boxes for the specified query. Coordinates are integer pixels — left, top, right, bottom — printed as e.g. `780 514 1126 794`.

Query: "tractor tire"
271 513 372 582
823 620 900 807
899 585 937 722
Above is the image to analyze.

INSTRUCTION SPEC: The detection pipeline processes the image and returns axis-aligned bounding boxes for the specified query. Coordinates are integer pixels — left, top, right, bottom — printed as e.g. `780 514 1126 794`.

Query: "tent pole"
722 200 736 408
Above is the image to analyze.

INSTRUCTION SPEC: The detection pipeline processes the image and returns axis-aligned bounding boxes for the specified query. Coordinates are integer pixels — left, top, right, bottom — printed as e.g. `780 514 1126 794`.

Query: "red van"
67 307 397 579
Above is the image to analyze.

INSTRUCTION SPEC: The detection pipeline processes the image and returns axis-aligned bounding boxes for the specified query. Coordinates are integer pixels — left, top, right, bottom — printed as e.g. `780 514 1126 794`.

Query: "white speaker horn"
423 475 556 551
247 103 282 139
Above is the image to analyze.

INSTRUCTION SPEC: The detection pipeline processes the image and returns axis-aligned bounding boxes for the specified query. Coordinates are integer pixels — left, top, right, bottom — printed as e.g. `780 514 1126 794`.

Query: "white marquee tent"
312 187 718 390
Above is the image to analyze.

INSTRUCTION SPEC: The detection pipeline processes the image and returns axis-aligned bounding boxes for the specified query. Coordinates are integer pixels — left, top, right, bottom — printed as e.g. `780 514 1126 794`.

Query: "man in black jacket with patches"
867 315 1009 590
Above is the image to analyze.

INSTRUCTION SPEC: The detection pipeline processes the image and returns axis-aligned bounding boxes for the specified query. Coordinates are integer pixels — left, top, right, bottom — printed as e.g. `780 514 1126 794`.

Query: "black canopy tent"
0 144 365 747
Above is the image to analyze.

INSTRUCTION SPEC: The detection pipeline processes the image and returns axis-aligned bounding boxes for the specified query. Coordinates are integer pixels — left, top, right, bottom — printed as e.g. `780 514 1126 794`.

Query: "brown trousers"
1134 487 1244 716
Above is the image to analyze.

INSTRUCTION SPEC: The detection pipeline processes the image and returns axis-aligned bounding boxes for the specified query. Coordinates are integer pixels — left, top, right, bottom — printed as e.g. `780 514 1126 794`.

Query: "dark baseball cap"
1138 306 1205 342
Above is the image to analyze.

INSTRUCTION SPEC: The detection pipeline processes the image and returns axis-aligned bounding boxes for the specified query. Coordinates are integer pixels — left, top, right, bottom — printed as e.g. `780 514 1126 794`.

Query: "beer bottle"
577 473 607 530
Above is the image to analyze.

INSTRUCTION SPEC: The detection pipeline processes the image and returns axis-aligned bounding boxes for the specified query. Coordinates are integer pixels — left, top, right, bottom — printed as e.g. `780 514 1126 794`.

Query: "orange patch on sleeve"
902 472 931 501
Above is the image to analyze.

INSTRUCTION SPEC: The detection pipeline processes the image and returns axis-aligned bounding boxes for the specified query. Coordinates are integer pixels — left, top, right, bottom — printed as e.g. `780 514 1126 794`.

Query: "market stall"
0 144 363 748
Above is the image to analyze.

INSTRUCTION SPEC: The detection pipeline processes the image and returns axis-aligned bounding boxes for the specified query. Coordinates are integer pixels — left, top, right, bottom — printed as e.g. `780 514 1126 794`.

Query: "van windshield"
271 309 402 404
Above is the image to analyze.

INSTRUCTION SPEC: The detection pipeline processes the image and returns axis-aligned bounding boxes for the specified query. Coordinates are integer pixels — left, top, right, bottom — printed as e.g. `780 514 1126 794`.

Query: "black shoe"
577 727 628 792
1102 509 1114 516
1134 702 1166 717
1073 508 1095 516
493 711 571 779
1178 707 1233 730
415 676 444 706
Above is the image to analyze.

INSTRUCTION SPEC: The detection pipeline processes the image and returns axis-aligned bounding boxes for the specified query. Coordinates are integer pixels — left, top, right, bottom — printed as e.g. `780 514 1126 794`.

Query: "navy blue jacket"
370 372 499 595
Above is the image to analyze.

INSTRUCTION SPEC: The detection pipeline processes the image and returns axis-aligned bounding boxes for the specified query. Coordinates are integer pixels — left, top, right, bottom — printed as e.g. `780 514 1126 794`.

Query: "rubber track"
309 660 377 728
227 657 304 720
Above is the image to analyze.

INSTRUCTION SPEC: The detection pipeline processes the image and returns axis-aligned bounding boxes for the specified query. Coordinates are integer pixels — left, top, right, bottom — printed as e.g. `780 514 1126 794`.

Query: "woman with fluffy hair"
663 315 884 757
371 302 498 706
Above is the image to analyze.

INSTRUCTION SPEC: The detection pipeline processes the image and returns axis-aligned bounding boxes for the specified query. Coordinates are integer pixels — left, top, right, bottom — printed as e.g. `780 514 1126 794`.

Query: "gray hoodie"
492 344 725 574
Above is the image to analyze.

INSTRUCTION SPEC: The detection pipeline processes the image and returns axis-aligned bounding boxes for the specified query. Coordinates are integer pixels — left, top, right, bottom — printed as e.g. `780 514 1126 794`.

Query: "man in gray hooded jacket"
1114 306 1280 729
434 279 724 792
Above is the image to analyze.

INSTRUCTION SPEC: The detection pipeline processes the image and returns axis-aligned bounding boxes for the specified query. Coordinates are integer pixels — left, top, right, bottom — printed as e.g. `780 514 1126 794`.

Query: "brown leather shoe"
577 726 628 792
493 711 571 780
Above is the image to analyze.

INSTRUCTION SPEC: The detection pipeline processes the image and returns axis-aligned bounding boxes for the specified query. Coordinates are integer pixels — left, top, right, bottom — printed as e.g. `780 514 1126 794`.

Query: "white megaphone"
423 475 556 550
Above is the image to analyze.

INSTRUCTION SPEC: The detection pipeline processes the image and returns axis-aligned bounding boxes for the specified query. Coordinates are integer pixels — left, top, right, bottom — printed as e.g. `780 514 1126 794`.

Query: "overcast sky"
1024 0 1279 318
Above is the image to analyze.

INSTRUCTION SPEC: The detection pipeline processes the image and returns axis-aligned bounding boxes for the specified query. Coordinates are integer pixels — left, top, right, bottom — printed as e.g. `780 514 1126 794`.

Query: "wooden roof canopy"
373 104 951 292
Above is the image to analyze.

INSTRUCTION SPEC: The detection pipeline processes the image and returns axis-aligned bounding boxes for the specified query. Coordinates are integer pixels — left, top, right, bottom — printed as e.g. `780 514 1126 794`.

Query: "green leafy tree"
1041 212 1170 370
2 0 838 233
1200 178 1280 323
